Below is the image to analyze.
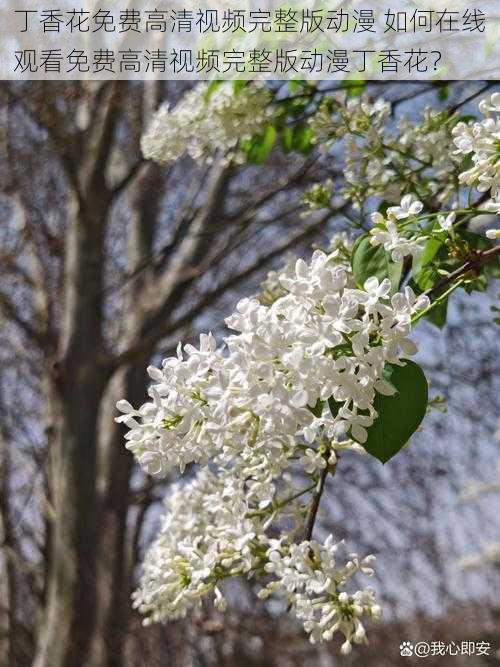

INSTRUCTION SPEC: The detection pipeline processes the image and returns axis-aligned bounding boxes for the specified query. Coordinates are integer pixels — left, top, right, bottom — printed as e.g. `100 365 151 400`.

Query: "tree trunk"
34 370 108 667
34 196 109 667
90 164 164 667
90 358 150 667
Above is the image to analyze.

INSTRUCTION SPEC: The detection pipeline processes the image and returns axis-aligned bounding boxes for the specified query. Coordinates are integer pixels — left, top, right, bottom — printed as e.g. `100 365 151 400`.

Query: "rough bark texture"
34 193 111 666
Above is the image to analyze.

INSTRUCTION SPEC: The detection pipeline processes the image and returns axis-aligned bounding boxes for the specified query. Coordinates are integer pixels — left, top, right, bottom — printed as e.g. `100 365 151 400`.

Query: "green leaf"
412 237 443 276
406 277 421 294
458 229 491 251
350 232 366 258
280 125 314 155
425 297 448 328
351 235 403 293
457 114 477 125
377 201 391 216
484 255 500 279
288 80 307 93
292 125 313 154
361 360 428 463
281 98 309 118
309 398 324 418
232 80 247 95
438 85 449 101
341 78 366 98
412 237 444 291
327 396 343 419
463 274 488 293
280 127 294 152
245 125 277 164
204 80 222 102
415 265 441 291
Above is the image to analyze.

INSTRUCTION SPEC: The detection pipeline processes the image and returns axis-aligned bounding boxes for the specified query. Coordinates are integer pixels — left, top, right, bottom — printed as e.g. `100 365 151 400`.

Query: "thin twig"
448 82 495 115
303 462 335 541
426 245 500 301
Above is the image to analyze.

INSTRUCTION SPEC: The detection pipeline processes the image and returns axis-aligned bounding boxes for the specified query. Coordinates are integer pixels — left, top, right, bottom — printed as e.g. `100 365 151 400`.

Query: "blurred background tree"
0 81 498 667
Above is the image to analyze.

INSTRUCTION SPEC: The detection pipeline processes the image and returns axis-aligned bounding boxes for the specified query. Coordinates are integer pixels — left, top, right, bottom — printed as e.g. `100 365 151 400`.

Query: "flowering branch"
116 84 499 656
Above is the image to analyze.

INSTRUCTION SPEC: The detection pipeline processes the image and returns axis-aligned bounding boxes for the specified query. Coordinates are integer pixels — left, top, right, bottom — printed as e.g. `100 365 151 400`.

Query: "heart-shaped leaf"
361 360 428 463
351 235 402 294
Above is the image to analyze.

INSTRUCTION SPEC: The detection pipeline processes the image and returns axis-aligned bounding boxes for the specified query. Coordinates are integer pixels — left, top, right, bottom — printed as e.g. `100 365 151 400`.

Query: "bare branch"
448 82 496 115
303 465 330 541
112 206 343 368
0 290 46 347
81 82 123 197
1 83 82 201
111 158 147 200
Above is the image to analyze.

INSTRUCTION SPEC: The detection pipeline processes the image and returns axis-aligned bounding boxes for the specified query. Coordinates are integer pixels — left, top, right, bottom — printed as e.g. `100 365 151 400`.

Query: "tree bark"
0 398 17 666
90 162 165 667
34 196 110 667
34 373 108 667
91 359 150 667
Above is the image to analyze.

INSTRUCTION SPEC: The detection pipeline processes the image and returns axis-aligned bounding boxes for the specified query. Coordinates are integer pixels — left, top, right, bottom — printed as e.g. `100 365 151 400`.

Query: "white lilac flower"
123 91 500 652
259 535 381 649
119 218 430 647
118 244 428 488
478 92 500 114
309 94 390 145
369 216 425 263
133 470 269 623
353 277 392 316
484 199 500 214
387 194 424 220
300 448 328 474
312 92 499 212
311 95 462 209
141 82 272 165
398 109 461 178
453 93 500 202
437 211 456 231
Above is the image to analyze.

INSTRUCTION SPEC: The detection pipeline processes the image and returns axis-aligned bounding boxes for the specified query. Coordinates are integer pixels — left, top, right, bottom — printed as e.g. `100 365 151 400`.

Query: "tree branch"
426 245 500 301
448 82 495 115
1 83 82 203
111 206 343 368
303 465 329 541
80 81 122 197
0 290 46 347
111 158 146 200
